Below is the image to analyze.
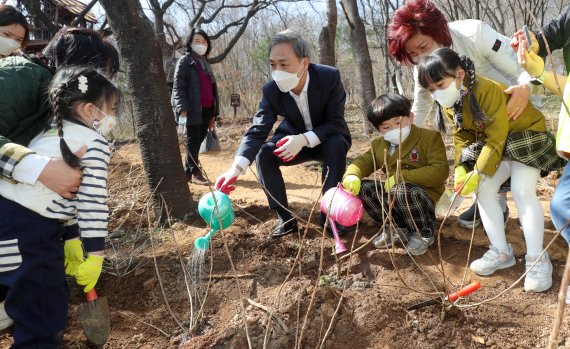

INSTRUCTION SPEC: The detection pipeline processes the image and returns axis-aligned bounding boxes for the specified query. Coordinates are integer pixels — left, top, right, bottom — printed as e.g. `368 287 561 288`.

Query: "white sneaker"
372 226 410 249
470 245 516 276
0 301 13 330
524 253 553 292
405 235 434 256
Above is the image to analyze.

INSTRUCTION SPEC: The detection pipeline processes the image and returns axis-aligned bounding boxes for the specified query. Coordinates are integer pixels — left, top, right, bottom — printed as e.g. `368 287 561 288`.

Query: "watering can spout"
328 218 347 254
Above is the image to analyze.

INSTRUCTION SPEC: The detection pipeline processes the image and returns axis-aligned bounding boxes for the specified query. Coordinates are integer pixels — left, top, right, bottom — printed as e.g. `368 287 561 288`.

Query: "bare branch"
70 0 99 26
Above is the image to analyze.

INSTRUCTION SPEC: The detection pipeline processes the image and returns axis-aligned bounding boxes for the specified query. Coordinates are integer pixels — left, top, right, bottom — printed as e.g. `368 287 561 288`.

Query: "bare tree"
318 0 338 66
100 0 194 221
340 0 375 132
18 0 59 33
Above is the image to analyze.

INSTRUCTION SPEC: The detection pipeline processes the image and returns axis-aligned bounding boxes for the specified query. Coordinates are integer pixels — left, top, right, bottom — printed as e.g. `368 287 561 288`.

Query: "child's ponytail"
459 55 489 127
51 82 81 169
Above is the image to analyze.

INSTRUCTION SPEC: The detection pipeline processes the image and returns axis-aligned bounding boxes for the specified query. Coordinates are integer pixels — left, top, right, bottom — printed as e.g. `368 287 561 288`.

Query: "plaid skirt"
458 130 567 172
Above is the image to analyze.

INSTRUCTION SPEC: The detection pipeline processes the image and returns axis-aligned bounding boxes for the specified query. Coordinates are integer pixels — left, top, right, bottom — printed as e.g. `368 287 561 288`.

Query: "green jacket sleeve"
401 131 449 189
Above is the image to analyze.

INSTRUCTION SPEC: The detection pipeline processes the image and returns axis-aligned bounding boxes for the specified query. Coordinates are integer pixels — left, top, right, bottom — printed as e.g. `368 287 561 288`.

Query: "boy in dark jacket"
342 94 448 255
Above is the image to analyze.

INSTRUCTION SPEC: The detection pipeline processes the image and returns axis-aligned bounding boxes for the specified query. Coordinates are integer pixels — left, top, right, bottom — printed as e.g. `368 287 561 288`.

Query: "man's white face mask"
272 60 305 93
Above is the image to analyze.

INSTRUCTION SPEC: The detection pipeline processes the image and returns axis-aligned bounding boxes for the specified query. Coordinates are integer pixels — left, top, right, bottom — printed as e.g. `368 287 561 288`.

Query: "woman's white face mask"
191 43 207 56
0 36 20 56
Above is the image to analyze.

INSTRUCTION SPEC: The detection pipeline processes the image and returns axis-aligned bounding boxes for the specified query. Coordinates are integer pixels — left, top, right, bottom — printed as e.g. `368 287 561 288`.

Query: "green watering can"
195 191 235 250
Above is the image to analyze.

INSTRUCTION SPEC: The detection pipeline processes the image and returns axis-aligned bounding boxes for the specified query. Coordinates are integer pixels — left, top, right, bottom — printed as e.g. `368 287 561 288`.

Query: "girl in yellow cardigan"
417 47 565 292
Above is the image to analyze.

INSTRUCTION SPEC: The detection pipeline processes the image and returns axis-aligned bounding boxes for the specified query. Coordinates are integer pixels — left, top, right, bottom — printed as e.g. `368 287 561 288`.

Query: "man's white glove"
215 166 240 194
273 134 308 162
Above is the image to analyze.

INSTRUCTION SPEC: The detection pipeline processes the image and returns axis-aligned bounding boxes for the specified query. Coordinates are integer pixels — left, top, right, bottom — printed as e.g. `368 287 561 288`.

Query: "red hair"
387 0 452 66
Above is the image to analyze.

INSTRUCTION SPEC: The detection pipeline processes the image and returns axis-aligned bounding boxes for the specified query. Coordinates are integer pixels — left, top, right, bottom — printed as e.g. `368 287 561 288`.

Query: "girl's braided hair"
48 66 120 168
416 47 488 133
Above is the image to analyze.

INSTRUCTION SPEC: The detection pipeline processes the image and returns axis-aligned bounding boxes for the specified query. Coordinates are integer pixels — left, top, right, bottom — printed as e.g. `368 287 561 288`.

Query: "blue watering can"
194 191 235 250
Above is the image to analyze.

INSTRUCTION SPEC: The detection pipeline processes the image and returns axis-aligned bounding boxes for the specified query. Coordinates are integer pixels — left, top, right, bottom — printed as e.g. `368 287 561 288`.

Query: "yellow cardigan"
443 75 546 176
344 125 448 203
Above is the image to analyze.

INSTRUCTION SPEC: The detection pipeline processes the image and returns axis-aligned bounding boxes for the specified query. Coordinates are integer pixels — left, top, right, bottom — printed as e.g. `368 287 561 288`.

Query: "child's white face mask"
383 125 411 145
432 77 461 108
93 107 117 136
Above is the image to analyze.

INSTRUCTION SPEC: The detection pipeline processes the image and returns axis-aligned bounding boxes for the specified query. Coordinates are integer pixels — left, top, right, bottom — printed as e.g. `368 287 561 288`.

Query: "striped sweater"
0 120 110 252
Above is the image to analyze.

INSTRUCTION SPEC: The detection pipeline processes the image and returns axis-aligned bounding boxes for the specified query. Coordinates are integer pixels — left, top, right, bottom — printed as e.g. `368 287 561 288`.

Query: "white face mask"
191 44 207 56
271 60 305 93
93 108 117 136
432 78 461 108
383 125 411 145
0 36 20 56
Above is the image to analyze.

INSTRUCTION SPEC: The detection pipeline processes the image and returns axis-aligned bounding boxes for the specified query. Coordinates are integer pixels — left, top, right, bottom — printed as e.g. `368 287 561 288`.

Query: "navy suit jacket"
236 63 351 162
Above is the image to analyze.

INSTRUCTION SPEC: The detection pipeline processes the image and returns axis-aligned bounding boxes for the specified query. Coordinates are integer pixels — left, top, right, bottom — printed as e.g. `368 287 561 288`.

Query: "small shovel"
78 288 110 347
407 281 481 310
435 183 466 218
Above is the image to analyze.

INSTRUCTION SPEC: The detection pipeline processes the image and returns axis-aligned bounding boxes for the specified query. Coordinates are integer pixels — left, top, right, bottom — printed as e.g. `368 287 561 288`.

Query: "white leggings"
476 160 543 256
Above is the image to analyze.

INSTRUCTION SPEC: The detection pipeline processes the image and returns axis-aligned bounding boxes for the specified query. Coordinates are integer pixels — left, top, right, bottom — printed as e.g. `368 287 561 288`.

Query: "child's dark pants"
0 196 67 348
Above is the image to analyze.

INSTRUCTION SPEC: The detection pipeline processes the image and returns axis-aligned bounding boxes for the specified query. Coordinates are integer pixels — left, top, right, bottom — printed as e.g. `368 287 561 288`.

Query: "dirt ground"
1 117 569 349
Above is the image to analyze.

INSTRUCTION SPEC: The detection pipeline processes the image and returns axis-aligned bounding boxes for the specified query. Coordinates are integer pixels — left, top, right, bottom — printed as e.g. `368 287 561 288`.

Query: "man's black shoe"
270 217 299 238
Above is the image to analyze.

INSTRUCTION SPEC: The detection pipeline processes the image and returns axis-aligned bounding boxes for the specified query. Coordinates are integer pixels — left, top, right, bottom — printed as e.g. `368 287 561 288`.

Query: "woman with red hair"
387 0 536 230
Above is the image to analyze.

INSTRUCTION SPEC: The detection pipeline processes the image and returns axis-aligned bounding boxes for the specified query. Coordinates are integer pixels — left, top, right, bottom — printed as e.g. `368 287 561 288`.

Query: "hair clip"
78 75 88 94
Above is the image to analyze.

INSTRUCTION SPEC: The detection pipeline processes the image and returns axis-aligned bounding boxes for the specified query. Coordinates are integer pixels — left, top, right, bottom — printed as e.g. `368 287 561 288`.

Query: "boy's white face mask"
383 125 411 145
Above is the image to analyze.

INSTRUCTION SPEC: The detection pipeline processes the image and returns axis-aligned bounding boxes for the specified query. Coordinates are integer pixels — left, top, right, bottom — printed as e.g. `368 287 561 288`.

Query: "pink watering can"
320 184 364 254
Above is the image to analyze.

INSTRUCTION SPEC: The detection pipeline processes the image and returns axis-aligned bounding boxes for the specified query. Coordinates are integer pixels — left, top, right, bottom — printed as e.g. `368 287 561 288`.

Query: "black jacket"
535 5 570 71
171 53 220 125
235 63 351 162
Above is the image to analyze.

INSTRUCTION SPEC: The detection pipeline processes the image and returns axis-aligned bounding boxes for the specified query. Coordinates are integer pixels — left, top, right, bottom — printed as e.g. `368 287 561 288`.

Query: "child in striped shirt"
0 66 120 346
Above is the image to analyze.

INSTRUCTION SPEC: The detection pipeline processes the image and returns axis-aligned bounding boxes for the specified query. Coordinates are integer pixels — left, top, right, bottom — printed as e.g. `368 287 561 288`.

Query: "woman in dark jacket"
172 29 220 185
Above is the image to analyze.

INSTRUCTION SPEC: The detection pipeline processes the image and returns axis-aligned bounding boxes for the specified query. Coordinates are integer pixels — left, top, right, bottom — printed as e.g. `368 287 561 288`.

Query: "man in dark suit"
215 29 351 238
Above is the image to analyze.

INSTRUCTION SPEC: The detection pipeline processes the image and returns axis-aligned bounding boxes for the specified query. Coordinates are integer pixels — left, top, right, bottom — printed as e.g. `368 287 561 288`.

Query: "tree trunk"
340 0 375 133
99 0 194 221
318 0 337 67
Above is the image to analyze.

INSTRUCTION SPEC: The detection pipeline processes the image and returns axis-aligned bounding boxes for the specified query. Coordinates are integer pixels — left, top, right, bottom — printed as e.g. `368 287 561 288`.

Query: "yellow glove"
384 176 396 192
459 171 480 196
519 45 545 78
342 175 361 196
64 238 84 276
76 254 104 293
454 166 467 189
